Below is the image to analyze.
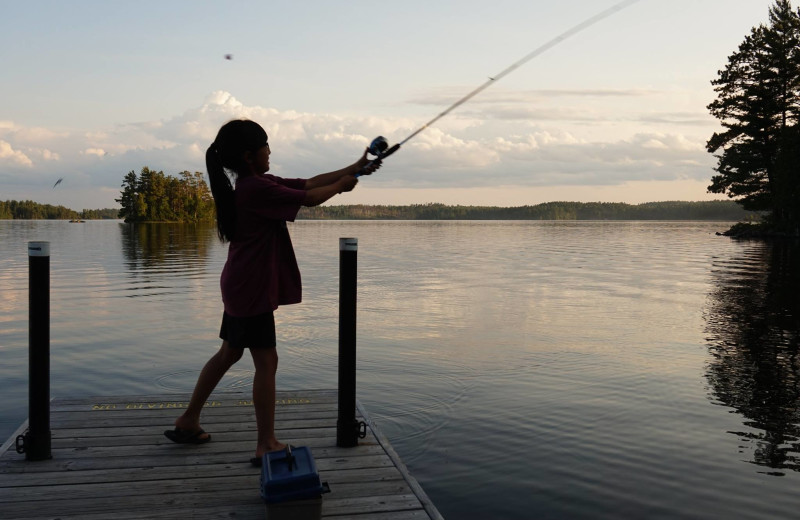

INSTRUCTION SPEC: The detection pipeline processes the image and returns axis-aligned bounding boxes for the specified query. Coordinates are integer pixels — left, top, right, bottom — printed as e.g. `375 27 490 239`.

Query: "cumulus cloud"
35 149 60 161
0 140 33 167
2 90 716 208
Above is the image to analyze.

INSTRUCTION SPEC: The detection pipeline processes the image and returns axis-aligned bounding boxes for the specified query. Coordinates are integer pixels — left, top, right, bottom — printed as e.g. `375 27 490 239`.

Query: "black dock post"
337 238 365 447
17 241 52 460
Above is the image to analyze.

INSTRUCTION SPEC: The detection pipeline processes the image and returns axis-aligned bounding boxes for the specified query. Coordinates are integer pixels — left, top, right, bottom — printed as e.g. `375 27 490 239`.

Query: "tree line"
116 167 215 223
298 201 753 221
708 0 800 235
3 198 751 222
0 200 117 220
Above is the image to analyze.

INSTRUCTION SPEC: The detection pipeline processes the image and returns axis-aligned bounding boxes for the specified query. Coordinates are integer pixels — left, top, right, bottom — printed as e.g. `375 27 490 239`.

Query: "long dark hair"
206 119 268 242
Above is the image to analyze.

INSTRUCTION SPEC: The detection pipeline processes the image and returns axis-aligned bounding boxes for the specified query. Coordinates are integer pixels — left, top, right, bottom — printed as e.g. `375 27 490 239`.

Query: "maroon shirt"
220 174 306 317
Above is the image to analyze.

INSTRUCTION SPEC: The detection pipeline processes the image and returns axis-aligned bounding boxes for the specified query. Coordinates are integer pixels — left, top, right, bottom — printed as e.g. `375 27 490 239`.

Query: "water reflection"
705 240 800 474
120 222 217 274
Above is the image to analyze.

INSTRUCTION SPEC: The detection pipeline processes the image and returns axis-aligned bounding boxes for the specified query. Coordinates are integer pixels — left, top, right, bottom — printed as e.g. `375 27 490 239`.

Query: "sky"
0 0 782 210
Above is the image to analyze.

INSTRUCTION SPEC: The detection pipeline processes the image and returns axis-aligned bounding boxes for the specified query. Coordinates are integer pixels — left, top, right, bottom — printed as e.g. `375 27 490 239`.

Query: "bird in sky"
53 178 63 188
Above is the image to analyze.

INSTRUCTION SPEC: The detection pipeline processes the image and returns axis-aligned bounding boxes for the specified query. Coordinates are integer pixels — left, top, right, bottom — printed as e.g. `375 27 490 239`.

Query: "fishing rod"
356 0 641 176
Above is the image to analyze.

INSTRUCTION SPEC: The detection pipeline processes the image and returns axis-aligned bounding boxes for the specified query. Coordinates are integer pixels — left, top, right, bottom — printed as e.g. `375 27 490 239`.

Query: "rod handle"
355 159 380 178
354 143 400 178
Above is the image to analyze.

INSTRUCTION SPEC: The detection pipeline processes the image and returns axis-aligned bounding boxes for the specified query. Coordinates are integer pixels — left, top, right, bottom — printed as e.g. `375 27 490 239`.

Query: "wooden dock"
0 390 443 519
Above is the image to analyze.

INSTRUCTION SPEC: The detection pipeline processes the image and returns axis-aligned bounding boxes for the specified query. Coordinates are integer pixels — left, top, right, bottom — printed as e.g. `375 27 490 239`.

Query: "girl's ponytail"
206 143 236 242
207 119 268 243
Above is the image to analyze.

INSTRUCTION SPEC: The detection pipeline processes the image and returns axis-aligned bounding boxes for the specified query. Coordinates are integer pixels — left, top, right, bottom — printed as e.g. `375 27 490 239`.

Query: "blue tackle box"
260 446 330 504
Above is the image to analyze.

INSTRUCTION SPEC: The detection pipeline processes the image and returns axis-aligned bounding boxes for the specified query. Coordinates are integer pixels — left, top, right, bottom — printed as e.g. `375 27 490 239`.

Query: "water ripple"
3 220 800 520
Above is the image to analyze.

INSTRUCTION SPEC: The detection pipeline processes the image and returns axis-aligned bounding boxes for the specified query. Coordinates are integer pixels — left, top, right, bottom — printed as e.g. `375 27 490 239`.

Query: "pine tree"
116 170 139 221
707 0 800 231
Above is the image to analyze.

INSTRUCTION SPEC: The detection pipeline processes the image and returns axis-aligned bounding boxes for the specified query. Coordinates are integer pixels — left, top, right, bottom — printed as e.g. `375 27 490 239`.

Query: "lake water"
1 220 799 519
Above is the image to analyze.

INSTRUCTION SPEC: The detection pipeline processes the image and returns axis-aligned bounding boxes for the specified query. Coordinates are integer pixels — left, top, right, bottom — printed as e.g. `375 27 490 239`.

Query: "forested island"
116 167 215 222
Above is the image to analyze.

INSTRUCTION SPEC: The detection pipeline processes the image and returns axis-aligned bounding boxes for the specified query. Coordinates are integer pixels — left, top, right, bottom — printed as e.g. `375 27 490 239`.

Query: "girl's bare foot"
255 439 287 459
172 416 210 442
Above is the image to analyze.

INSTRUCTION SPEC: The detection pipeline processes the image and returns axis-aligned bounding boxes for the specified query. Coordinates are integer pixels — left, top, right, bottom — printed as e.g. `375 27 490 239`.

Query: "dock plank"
0 391 443 520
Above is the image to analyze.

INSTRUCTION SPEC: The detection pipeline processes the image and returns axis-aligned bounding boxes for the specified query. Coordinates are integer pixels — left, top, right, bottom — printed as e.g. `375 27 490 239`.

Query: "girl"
164 119 379 465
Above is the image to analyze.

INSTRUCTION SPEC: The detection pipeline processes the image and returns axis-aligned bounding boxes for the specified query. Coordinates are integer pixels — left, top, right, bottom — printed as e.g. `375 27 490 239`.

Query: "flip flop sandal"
164 427 211 444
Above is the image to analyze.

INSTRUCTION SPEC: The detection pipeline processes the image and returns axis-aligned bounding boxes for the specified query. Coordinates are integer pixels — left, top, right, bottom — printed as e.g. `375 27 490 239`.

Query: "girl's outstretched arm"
304 149 380 190
302 175 359 207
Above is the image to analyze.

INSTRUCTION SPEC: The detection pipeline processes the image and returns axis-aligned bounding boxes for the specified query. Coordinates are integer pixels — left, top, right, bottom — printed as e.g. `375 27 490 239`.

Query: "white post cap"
28 241 50 257
339 238 358 251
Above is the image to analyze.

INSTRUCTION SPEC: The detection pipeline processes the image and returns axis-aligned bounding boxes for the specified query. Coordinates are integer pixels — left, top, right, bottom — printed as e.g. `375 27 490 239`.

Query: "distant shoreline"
2 200 754 222
297 201 754 222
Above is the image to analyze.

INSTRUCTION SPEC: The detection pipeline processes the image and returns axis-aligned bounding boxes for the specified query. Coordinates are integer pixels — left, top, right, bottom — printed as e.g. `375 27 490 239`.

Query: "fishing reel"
368 136 390 158
356 136 401 177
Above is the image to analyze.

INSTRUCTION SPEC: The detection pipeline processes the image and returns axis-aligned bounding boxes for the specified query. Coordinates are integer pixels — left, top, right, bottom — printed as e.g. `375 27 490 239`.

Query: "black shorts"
219 311 276 349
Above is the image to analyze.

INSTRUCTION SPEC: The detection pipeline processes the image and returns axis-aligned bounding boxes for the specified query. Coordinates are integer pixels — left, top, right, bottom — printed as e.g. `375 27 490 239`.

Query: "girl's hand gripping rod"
353 0 639 178
355 136 401 177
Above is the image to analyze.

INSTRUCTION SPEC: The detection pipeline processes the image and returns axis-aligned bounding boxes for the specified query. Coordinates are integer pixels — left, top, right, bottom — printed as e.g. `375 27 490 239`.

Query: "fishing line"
358 0 642 175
